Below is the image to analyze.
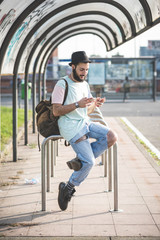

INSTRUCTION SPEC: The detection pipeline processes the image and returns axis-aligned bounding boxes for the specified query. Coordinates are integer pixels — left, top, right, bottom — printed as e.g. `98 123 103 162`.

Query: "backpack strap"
61 78 68 105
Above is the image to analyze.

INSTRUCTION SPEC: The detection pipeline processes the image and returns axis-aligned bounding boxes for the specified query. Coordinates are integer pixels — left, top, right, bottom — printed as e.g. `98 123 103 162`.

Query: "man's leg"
68 135 96 186
88 122 117 158
58 125 94 211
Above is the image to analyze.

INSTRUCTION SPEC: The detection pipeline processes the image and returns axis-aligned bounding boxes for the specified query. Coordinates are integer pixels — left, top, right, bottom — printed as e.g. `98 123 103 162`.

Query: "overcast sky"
58 23 160 59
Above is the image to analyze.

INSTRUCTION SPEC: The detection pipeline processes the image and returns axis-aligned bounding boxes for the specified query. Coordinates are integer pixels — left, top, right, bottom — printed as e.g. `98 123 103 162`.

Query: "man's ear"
72 64 76 70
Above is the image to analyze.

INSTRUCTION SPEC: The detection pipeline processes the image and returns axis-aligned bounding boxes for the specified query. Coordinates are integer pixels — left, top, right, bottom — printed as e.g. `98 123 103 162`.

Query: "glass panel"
114 0 147 32
146 0 160 22
0 0 33 46
57 57 154 100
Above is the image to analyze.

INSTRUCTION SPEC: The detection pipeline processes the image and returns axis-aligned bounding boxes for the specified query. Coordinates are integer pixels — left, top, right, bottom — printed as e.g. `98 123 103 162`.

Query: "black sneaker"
71 188 76 196
58 182 73 211
66 157 82 171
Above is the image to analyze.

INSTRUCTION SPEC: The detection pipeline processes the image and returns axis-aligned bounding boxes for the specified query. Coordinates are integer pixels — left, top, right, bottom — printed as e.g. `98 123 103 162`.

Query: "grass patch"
28 143 37 149
0 106 32 151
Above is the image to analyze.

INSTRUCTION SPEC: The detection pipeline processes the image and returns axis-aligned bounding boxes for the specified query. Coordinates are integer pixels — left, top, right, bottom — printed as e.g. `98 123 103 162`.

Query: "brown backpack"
35 78 68 139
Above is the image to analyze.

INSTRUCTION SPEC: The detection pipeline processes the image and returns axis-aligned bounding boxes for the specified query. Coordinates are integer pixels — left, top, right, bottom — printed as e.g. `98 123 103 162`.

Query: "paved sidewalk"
0 117 160 238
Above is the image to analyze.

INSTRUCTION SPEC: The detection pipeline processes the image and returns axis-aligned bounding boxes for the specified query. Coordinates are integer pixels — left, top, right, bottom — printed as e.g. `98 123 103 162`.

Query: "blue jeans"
68 122 109 186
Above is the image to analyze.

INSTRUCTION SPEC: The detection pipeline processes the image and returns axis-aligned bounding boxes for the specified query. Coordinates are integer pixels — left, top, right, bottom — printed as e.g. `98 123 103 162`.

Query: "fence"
41 136 121 212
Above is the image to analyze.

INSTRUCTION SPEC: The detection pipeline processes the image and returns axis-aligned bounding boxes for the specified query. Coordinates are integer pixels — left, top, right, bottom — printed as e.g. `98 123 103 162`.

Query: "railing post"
56 140 58 156
104 150 107 177
41 139 46 211
110 142 123 212
47 141 50 192
101 152 104 165
41 135 63 211
51 140 54 177
108 147 112 192
53 141 57 166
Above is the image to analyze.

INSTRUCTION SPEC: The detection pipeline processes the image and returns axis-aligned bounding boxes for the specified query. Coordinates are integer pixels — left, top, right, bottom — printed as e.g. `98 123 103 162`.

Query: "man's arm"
87 97 105 115
53 97 94 117
53 103 77 116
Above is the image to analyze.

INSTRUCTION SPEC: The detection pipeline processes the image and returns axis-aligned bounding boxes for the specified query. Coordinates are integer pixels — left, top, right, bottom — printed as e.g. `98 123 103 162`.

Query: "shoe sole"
58 182 67 211
66 161 72 170
66 160 82 171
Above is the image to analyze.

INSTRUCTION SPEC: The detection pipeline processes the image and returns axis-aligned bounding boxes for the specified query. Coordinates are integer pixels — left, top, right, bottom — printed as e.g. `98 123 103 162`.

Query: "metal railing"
41 135 120 212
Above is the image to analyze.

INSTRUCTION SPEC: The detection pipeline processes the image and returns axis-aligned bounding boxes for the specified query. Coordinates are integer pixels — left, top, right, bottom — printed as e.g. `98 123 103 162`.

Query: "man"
52 51 117 211
123 76 130 102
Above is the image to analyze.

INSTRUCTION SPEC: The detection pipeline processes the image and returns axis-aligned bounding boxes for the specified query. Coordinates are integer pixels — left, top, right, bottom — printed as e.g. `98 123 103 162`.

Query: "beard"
73 68 85 82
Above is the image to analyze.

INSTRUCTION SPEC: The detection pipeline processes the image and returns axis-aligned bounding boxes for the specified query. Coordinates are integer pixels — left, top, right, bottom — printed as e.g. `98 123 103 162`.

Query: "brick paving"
0 117 160 238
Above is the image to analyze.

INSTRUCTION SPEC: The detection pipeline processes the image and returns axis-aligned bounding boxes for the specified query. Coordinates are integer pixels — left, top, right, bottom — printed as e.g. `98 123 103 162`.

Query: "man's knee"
107 130 118 148
83 157 95 169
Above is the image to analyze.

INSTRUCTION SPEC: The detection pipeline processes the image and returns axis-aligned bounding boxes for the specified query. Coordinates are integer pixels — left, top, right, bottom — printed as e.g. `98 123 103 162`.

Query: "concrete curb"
0 236 160 240
121 117 160 160
120 117 160 175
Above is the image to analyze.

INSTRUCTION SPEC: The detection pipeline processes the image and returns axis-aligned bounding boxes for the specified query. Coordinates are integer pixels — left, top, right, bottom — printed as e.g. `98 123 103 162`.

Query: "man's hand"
78 97 94 108
95 97 105 107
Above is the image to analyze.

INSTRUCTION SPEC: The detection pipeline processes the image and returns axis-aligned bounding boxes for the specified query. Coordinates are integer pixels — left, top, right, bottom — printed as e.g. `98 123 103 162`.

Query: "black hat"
69 51 91 66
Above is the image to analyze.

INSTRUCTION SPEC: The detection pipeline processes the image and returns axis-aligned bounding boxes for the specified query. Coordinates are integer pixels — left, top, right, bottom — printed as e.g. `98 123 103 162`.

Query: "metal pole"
41 135 63 211
32 68 36 133
42 72 46 100
53 141 57 166
12 74 18 162
104 150 107 177
38 70 42 102
47 141 50 192
108 147 112 192
101 152 104 165
110 142 122 212
41 139 46 211
51 141 54 177
113 143 118 210
56 140 58 156
153 59 157 102
24 72 28 145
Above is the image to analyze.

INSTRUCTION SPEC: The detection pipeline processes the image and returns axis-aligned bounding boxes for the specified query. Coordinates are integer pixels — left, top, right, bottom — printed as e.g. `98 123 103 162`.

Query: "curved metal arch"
39 31 107 78
38 24 111 52
0 0 46 73
34 19 117 52
50 26 111 49
32 30 108 81
15 20 111 76
37 31 107 92
37 29 109 71
87 0 136 35
24 19 117 83
139 0 152 26
12 2 132 75
43 11 125 43
26 21 112 79
25 19 116 74
13 10 124 78
32 0 135 41
0 0 137 74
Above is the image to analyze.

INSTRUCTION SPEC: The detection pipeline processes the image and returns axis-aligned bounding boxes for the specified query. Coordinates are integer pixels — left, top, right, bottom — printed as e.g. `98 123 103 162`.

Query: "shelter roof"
0 0 160 74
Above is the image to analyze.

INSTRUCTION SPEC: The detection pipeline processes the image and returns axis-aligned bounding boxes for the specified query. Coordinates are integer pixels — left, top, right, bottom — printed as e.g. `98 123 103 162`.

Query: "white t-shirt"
52 76 92 141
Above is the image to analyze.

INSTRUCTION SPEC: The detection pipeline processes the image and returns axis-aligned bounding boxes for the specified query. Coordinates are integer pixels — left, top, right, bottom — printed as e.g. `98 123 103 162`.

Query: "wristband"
75 102 79 108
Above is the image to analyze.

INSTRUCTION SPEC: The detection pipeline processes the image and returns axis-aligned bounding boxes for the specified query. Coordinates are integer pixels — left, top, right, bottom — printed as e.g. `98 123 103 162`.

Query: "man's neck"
69 73 78 83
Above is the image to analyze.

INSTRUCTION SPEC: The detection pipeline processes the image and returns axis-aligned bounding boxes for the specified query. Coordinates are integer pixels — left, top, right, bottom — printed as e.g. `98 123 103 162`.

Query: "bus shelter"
0 0 160 161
